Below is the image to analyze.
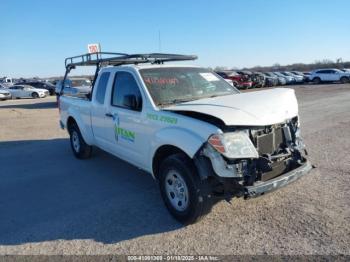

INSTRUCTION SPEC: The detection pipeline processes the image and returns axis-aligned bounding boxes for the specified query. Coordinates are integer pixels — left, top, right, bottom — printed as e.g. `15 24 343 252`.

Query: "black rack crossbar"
65 52 197 68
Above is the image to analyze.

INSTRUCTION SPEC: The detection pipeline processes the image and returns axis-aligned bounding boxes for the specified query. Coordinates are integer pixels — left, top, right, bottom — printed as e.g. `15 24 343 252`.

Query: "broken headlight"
208 131 259 159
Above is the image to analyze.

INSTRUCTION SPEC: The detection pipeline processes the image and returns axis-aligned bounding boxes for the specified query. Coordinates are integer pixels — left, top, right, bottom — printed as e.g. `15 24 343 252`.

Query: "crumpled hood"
165 88 298 126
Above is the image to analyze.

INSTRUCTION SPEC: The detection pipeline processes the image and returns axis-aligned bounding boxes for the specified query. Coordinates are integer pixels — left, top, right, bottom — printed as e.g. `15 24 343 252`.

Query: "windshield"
140 67 239 107
274 72 284 77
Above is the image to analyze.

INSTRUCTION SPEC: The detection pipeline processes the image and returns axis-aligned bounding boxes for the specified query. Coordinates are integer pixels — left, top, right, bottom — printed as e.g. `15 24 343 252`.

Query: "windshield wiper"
157 98 194 107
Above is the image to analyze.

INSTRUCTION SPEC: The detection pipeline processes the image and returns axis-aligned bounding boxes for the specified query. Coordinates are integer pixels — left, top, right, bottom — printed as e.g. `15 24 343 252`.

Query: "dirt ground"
0 84 349 255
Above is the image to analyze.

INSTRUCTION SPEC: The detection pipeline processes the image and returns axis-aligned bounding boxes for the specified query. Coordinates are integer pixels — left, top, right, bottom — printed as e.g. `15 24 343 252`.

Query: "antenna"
158 30 161 52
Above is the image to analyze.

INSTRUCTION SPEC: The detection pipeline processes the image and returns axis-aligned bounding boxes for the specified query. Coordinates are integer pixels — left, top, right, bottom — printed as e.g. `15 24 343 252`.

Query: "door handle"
105 113 113 118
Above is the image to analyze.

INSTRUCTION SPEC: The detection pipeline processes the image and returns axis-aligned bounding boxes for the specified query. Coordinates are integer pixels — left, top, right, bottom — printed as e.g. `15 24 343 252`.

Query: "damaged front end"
194 116 312 200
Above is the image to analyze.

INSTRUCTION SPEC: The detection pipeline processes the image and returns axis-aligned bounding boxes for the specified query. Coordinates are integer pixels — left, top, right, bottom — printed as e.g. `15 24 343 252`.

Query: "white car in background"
309 69 350 84
6 85 49 99
0 89 12 100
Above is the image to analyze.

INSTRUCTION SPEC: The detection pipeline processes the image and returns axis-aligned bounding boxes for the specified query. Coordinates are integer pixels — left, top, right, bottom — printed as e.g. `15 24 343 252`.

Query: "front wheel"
312 77 321 84
159 153 212 225
340 77 349 84
69 123 92 159
31 92 39 98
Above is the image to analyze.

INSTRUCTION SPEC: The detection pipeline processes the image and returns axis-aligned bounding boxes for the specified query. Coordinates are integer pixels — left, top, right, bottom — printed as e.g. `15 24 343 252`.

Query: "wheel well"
152 145 190 180
67 117 77 132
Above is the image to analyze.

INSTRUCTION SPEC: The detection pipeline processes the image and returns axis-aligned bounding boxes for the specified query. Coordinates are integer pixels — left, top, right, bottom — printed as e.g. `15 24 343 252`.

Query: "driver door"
104 70 148 168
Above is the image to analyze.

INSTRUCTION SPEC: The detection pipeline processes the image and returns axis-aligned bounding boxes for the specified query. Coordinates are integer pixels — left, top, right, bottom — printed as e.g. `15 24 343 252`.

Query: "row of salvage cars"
216 68 350 89
0 81 55 101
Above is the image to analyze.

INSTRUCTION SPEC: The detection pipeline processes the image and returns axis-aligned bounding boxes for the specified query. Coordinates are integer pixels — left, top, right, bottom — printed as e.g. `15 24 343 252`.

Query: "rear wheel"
159 153 213 225
340 76 349 84
31 92 39 98
312 77 321 84
69 123 92 159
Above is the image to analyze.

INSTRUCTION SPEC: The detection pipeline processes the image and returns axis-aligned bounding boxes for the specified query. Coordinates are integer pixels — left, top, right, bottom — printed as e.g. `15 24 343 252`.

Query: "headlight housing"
208 131 259 159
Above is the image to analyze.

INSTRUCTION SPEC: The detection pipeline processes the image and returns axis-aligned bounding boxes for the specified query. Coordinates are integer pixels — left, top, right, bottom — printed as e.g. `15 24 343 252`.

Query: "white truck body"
60 65 298 173
59 58 312 224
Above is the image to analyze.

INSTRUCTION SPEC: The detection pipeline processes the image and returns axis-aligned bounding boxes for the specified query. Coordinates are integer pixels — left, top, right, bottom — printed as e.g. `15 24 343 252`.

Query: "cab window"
111 72 142 111
95 72 110 104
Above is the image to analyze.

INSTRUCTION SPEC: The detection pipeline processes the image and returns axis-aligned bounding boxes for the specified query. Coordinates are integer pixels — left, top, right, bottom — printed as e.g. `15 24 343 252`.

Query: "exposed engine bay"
234 116 306 185
194 116 309 199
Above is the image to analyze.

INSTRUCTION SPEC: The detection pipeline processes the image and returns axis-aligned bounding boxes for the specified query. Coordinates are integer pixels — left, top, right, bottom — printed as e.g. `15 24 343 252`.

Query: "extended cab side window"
111 72 142 111
95 72 110 104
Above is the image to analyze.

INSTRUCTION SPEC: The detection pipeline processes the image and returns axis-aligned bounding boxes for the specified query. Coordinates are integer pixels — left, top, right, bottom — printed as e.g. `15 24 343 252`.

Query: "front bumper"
239 81 253 87
244 160 313 198
0 94 11 100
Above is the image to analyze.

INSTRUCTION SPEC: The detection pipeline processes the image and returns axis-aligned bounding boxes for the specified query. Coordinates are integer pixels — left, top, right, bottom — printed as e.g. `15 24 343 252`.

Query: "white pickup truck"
59 53 312 224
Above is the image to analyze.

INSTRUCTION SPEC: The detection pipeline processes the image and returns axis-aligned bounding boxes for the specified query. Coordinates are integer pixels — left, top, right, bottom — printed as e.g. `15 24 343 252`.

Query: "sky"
1 0 350 77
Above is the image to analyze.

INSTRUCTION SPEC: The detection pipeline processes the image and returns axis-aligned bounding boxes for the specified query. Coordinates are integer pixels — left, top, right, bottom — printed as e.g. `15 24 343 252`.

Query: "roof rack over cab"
61 52 197 98
64 52 198 69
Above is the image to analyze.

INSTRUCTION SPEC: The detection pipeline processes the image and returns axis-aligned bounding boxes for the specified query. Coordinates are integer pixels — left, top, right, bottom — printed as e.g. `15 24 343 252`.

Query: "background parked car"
0 77 14 85
303 72 311 82
17 81 56 95
281 71 304 83
259 72 278 87
290 71 308 82
0 89 12 100
254 72 278 87
6 85 49 99
215 70 253 89
0 83 8 89
273 72 295 84
236 71 265 88
264 72 286 86
309 69 350 84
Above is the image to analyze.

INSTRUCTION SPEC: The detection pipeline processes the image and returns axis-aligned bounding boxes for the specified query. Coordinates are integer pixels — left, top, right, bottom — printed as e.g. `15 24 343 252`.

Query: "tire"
68 123 92 159
159 153 213 225
31 92 39 98
312 77 321 84
340 77 349 84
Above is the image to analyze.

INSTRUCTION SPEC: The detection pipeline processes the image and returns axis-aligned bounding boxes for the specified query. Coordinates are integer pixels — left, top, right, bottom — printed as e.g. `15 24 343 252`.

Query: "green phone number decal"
147 113 178 124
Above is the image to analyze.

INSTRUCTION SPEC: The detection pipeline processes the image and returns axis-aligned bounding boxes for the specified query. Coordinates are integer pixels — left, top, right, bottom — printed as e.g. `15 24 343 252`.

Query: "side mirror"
123 94 140 110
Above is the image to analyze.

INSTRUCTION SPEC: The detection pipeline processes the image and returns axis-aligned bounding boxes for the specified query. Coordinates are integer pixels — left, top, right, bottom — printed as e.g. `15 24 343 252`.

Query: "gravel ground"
0 84 349 255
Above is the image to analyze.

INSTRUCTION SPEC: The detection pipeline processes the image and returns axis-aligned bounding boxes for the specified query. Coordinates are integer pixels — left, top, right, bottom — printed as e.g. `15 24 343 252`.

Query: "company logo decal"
115 126 135 142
